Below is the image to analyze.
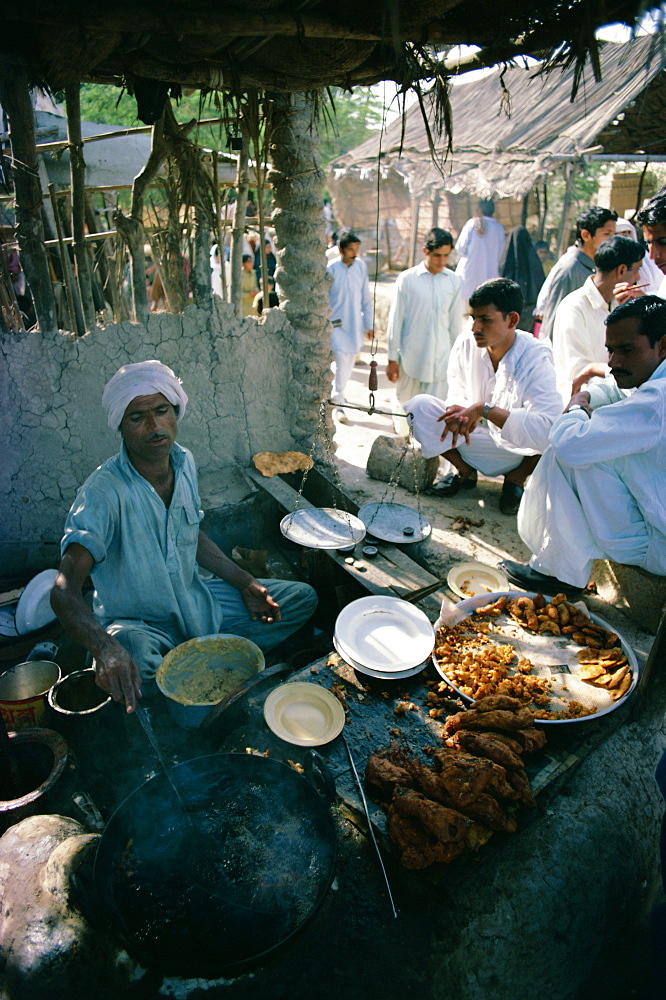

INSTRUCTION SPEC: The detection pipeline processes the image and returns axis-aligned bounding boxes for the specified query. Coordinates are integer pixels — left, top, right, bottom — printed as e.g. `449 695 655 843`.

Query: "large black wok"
93 752 338 977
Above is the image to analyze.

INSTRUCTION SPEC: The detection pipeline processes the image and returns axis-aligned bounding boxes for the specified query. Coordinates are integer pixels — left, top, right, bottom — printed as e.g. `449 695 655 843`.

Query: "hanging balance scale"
279 344 431 551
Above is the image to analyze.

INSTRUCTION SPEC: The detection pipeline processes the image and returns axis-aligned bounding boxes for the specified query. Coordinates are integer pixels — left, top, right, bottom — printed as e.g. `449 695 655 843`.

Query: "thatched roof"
0 1 662 99
328 35 666 201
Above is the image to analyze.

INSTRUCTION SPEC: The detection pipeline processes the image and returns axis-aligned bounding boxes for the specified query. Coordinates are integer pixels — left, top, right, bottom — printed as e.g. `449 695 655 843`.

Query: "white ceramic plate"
335 596 434 672
333 626 425 674
15 569 58 635
263 682 346 746
280 508 366 549
358 501 431 544
333 635 427 681
447 562 510 599
432 591 639 725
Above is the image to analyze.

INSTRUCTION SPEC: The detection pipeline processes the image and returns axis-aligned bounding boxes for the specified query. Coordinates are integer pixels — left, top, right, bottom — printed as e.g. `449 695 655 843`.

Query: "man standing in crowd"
454 199 506 309
327 229 374 423
553 235 644 402
405 278 562 515
386 228 463 415
501 297 666 596
50 361 318 712
534 206 617 341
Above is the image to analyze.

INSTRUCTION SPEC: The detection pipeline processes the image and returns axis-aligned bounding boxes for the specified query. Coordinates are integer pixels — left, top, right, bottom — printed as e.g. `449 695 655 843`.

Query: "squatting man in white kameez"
327 229 373 423
405 278 563 515
501 297 666 597
50 361 317 713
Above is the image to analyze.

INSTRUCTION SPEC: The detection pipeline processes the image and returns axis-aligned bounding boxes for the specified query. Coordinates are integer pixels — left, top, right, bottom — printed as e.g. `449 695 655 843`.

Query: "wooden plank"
246 467 445 611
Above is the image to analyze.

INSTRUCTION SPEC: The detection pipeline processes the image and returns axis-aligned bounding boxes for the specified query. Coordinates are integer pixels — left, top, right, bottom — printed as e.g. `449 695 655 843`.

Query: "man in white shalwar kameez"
328 230 373 422
454 199 506 308
501 297 666 595
553 235 644 403
386 228 463 418
405 278 563 515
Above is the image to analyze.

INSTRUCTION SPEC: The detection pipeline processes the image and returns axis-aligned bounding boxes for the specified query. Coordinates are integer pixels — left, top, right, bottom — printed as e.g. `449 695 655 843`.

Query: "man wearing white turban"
51 360 317 712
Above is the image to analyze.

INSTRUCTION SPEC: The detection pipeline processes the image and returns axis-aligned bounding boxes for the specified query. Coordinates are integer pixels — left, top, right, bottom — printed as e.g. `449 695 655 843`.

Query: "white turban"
102 360 188 430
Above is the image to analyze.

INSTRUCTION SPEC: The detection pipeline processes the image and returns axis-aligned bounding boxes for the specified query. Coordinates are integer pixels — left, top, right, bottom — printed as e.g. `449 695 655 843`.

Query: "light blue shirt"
61 442 223 643
327 256 373 354
387 261 463 383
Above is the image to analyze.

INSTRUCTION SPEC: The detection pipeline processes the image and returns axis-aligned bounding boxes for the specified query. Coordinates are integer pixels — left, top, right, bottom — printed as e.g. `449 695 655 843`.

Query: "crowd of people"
47 187 665 995
51 190 666 703
329 192 666 603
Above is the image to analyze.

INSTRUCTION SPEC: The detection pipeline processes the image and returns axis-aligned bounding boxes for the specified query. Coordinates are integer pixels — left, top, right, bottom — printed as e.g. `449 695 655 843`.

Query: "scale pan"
358 502 431 544
280 508 366 549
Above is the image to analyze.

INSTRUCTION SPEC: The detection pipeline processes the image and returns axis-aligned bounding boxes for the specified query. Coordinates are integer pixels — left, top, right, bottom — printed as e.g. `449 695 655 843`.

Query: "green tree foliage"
319 87 386 166
78 83 386 165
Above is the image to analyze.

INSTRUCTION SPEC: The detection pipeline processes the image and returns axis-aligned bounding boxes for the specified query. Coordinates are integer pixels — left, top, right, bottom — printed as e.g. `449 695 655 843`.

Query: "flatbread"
252 451 314 478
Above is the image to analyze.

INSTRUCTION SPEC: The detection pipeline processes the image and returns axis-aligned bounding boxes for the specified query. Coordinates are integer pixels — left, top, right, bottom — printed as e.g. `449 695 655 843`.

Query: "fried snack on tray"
443 707 535 735
365 697 545 868
434 593 632 719
449 729 524 771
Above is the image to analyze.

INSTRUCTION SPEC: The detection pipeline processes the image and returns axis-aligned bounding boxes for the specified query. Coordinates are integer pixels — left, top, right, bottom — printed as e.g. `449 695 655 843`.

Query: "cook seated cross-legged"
405 278 563 515
50 360 317 713
501 296 666 598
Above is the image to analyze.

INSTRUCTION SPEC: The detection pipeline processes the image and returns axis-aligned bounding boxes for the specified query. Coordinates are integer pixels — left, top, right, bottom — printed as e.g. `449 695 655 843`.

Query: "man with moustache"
501 297 666 596
405 278 562 515
50 360 317 712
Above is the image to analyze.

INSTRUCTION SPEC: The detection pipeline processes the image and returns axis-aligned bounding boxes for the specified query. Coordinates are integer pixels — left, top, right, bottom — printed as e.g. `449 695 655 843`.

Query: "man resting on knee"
501 296 666 596
406 278 563 515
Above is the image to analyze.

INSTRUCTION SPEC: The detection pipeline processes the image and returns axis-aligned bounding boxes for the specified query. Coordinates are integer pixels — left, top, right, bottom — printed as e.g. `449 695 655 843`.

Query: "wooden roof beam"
2 4 469 44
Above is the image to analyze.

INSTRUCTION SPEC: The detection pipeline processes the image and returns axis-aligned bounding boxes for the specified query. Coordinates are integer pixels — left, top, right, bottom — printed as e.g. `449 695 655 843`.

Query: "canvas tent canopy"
327 34 666 247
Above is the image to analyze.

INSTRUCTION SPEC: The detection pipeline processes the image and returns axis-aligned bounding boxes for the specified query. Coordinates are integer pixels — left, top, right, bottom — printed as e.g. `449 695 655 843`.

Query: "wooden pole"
0 64 57 333
431 189 440 228
48 184 83 334
409 196 421 268
557 163 577 257
230 122 250 319
212 152 228 301
384 219 393 271
192 200 213 308
65 83 96 330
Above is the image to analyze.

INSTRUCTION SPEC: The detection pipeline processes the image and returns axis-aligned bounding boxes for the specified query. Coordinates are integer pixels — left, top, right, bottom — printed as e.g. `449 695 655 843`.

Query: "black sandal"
428 472 478 497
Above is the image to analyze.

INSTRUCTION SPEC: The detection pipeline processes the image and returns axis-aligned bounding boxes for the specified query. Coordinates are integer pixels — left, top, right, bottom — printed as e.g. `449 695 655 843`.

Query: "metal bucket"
47 668 112 734
0 660 61 730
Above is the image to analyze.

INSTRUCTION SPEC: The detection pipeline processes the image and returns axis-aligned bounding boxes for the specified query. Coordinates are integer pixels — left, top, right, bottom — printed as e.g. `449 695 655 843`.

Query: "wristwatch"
566 404 590 417
482 402 493 419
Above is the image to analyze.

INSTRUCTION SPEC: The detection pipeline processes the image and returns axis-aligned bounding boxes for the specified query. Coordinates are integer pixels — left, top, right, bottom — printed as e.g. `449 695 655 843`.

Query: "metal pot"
93 751 337 977
0 660 61 729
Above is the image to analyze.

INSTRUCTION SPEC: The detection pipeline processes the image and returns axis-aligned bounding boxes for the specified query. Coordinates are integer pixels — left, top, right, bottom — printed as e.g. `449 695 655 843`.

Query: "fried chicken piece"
365 742 414 800
513 727 547 753
449 729 524 771
461 792 518 833
429 747 515 805
473 695 523 713
481 731 524 755
387 810 465 869
407 758 452 805
443 707 535 736
387 787 491 868
505 766 536 807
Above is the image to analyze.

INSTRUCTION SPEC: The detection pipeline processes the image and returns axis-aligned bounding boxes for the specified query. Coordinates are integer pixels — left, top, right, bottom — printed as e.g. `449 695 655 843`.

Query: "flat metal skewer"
343 733 399 919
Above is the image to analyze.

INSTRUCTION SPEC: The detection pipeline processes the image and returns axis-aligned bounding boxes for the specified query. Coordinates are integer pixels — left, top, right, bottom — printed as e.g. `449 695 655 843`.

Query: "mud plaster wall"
0 299 303 577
